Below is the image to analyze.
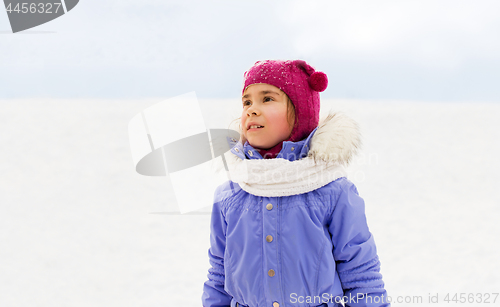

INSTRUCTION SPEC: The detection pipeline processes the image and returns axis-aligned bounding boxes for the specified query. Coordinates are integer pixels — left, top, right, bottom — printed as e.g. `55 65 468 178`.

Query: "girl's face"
241 83 295 150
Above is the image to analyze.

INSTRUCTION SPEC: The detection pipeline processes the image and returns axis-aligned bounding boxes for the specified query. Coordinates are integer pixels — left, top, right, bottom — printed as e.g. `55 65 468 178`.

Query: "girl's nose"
247 105 259 116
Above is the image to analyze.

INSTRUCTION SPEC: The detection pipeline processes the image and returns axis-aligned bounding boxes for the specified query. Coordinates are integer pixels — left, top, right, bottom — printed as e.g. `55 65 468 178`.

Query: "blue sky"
1 0 499 101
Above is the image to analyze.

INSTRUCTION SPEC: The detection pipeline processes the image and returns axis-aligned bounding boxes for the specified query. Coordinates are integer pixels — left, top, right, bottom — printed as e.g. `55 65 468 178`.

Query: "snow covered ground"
0 98 499 306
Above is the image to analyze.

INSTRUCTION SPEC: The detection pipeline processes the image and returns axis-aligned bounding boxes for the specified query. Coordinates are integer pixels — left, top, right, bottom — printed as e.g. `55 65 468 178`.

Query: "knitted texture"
227 155 347 197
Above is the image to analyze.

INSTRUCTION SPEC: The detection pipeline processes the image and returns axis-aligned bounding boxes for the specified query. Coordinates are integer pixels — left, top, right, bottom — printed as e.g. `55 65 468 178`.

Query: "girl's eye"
243 100 251 106
264 97 273 102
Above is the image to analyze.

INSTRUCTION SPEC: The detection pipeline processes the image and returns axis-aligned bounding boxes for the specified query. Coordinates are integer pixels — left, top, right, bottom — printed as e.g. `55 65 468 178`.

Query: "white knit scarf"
226 156 347 197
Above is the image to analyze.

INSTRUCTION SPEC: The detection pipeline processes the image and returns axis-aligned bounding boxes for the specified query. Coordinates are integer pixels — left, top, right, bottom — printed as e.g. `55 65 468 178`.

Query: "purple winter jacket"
202 112 390 307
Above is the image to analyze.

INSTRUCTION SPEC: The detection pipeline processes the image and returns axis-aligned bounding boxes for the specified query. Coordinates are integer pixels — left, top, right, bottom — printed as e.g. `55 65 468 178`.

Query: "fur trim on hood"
307 110 362 165
218 110 362 197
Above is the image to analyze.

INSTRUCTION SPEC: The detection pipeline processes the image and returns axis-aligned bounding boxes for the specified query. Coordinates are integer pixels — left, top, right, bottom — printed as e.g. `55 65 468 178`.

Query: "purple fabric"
202 144 390 307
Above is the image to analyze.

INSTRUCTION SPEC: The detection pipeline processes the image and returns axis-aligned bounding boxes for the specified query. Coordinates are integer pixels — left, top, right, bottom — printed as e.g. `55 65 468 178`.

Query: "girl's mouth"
248 125 264 131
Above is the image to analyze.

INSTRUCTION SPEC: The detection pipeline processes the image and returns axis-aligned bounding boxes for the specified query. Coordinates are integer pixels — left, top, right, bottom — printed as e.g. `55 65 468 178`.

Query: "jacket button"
266 235 273 242
291 147 295 151
235 148 239 152
273 302 280 307
248 150 253 156
268 269 275 277
266 203 273 210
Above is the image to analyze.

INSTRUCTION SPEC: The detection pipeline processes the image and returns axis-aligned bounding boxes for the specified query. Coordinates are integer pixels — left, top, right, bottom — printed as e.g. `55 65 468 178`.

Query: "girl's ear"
287 97 296 127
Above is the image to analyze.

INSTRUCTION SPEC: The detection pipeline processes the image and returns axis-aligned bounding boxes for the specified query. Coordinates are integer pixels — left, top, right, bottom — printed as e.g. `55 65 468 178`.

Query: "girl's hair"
229 95 296 146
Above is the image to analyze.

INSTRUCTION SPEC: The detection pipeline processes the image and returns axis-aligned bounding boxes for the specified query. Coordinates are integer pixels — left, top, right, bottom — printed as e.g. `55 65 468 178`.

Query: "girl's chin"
247 140 277 150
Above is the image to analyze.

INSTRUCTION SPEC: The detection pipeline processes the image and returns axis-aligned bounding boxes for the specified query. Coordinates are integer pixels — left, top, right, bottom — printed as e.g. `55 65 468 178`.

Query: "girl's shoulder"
213 180 242 204
312 176 356 197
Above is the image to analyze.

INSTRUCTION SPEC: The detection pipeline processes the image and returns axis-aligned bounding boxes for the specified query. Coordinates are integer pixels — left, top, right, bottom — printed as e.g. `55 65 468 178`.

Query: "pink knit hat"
242 59 328 142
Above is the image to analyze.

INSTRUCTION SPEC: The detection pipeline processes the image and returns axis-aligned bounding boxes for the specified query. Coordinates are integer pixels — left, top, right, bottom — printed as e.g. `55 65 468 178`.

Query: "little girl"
202 60 390 307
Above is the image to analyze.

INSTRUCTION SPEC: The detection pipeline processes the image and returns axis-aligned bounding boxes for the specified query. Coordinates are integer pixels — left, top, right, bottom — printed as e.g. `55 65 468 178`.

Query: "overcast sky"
1 0 499 101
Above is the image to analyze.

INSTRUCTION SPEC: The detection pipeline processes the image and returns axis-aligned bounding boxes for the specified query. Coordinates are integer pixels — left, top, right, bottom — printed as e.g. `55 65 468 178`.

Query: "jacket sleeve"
328 179 390 307
202 186 233 307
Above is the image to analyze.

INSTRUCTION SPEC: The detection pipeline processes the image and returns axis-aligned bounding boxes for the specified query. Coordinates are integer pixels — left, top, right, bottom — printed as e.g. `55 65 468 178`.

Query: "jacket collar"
229 110 361 166
231 127 318 161
223 110 362 197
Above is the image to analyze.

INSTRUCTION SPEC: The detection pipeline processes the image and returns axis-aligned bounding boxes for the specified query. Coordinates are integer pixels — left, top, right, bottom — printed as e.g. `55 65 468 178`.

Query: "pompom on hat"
242 59 328 144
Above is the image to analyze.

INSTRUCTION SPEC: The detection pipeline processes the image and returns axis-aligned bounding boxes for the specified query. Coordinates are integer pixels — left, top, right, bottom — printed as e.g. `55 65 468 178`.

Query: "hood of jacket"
220 110 362 197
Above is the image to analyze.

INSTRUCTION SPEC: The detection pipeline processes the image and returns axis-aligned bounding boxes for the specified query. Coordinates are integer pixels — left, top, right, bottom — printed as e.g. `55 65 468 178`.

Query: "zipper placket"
277 197 286 306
